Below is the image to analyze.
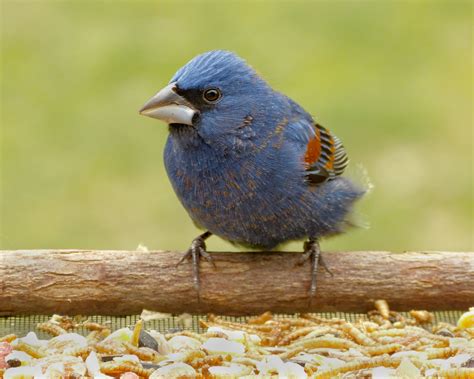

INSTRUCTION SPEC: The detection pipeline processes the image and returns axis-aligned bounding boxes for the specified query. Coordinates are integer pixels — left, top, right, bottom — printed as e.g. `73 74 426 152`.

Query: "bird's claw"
177 236 206 266
176 232 214 302
297 240 332 276
196 246 216 268
297 240 332 308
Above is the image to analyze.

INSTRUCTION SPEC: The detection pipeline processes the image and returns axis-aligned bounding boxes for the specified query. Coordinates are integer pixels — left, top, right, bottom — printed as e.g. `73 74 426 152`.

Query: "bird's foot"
177 231 214 302
297 239 333 308
298 240 333 275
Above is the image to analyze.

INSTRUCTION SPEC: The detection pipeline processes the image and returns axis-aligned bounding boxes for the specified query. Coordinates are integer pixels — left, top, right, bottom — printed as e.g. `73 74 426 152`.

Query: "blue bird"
139 50 364 301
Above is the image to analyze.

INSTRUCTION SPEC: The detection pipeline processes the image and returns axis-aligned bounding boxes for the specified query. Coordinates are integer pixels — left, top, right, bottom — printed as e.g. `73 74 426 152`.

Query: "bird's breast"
163 110 298 199
166 146 269 213
163 132 310 247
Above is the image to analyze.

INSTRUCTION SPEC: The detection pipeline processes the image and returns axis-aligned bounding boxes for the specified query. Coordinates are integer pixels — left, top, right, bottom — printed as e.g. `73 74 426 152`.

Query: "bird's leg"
177 231 214 300
297 239 333 306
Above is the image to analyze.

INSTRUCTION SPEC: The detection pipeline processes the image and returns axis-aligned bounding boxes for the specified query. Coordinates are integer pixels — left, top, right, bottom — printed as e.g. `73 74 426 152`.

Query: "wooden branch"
0 250 472 316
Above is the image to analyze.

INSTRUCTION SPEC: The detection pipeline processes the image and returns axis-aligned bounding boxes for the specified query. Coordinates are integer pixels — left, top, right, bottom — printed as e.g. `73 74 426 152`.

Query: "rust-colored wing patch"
304 126 321 165
304 123 349 185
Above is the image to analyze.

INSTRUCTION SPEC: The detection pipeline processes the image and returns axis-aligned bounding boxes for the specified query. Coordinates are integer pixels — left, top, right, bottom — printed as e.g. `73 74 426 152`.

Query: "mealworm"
278 346 305 359
438 368 474 379
122 341 162 362
131 319 142 347
247 311 273 324
278 326 329 346
14 341 46 358
82 321 109 331
374 300 390 319
370 328 408 340
100 361 153 378
180 349 207 363
190 354 223 369
37 322 67 336
95 340 127 355
410 310 434 324
276 317 319 327
364 343 402 356
341 323 376 346
0 334 16 343
424 346 459 359
300 314 346 325
67 345 93 359
49 315 78 331
314 356 402 379
86 329 110 344
290 336 361 351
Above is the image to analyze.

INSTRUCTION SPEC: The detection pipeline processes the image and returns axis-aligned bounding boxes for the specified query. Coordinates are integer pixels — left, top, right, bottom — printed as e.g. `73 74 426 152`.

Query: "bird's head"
140 50 276 148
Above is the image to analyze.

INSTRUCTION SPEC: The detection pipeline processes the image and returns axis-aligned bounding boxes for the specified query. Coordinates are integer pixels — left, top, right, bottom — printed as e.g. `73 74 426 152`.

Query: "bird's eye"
203 88 221 103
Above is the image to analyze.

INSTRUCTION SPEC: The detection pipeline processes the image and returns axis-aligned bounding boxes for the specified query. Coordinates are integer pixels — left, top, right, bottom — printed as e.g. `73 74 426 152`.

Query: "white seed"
257 356 307 378
48 332 88 351
372 366 397 379
113 354 140 364
168 335 202 352
11 332 47 348
103 327 132 343
202 338 245 355
396 357 421 378
149 362 196 379
447 353 473 366
148 330 172 355
5 351 32 363
3 366 43 379
208 363 253 377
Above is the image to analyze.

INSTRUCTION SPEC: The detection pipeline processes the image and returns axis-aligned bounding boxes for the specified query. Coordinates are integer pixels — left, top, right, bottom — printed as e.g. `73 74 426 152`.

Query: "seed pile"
0 302 473 378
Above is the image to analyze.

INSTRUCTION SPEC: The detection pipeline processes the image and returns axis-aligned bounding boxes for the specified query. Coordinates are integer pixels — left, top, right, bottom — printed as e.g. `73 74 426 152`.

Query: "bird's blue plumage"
163 50 364 249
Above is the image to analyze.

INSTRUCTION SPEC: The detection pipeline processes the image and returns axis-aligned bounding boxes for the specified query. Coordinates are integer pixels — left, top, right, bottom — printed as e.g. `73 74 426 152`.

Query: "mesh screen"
0 311 464 338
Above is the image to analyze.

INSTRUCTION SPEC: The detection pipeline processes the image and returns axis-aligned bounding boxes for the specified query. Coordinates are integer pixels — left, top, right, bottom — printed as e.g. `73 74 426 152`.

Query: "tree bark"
0 250 472 316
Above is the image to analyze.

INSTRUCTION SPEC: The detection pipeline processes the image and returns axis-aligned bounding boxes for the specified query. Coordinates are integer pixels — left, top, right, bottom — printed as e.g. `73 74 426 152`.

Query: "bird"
139 50 364 303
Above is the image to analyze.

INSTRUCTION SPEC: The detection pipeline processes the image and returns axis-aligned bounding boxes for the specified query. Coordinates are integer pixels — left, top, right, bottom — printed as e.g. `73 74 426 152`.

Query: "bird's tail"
312 172 368 239
344 162 372 230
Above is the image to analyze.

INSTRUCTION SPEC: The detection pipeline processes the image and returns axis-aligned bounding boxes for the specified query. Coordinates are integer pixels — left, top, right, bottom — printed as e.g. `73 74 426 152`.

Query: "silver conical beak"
139 82 197 125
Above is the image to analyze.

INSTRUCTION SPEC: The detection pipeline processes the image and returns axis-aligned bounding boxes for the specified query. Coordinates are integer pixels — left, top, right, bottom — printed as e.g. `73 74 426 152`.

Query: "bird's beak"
139 82 197 125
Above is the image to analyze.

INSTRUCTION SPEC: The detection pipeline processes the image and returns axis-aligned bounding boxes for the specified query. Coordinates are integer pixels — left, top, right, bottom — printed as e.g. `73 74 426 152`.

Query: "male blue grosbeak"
140 50 363 301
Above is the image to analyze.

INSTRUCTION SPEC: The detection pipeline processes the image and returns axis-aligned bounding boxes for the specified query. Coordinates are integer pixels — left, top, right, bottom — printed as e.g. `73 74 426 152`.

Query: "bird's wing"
287 119 349 185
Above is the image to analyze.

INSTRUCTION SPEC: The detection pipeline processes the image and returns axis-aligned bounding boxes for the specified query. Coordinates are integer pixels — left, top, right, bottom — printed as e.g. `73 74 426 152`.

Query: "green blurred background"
1 1 472 253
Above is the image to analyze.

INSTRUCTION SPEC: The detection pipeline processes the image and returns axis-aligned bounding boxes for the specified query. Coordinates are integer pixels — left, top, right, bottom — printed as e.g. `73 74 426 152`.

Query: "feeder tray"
0 311 466 337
